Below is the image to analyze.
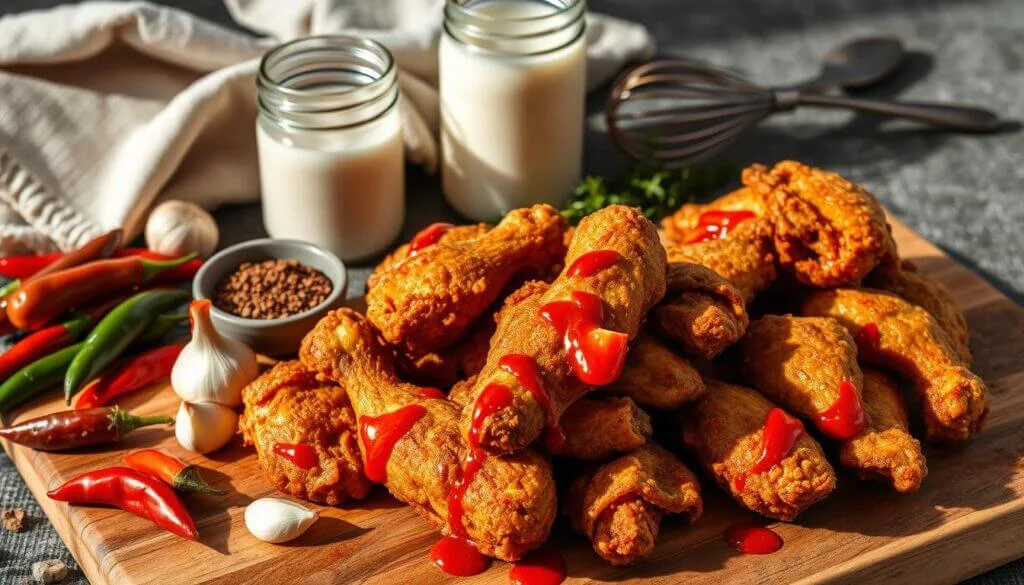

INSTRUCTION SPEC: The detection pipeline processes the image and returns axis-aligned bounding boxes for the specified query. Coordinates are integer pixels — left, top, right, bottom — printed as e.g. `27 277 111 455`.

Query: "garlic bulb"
145 200 219 258
172 299 258 408
244 498 318 544
175 400 238 454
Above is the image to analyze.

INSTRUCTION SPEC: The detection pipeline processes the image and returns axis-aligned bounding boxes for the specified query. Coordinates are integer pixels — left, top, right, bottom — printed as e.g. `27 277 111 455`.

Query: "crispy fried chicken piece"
557 397 652 461
661 187 770 245
744 161 890 287
678 381 836 521
651 261 748 360
239 361 371 504
840 369 927 493
565 443 702 566
299 309 556 561
368 223 489 290
865 260 971 363
396 311 496 389
366 204 567 355
664 218 777 304
738 315 865 439
601 333 706 410
801 288 989 442
461 206 667 455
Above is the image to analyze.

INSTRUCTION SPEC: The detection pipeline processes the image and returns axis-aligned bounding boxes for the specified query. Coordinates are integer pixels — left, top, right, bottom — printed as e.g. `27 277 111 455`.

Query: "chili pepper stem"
174 466 228 496
0 279 21 298
140 253 198 282
109 406 174 435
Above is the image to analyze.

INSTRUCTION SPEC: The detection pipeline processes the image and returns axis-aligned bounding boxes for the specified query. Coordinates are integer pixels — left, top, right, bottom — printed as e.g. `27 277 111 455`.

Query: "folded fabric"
0 0 654 255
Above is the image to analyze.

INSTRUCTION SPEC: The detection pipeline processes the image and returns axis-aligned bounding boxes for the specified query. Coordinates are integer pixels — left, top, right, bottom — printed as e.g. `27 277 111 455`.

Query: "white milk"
256 36 404 261
440 0 586 221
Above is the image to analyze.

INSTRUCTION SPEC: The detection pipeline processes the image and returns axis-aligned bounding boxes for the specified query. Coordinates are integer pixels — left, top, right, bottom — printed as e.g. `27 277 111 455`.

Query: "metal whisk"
606 59 1002 168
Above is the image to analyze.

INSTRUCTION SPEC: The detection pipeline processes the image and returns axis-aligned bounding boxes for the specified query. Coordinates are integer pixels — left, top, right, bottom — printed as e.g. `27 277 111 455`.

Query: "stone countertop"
1 0 1022 583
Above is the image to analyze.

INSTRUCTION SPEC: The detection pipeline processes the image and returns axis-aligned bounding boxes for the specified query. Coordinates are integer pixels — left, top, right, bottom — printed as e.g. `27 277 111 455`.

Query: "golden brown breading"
865 260 971 363
738 315 865 439
664 218 778 304
556 397 652 461
678 381 836 521
744 161 890 287
565 443 702 566
840 369 927 493
395 309 496 389
460 206 667 455
366 204 567 355
299 309 556 561
239 361 371 504
601 333 706 410
651 262 748 360
661 187 770 245
801 288 989 442
368 223 489 291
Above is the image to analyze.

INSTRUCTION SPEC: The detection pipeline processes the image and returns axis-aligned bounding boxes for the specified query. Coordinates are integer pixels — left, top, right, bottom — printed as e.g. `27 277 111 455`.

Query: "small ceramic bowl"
192 239 348 356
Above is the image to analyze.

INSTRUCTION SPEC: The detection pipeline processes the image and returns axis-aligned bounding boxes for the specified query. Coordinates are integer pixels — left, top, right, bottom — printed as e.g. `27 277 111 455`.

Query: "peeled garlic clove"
145 200 219 258
175 401 238 454
171 299 258 408
245 498 318 543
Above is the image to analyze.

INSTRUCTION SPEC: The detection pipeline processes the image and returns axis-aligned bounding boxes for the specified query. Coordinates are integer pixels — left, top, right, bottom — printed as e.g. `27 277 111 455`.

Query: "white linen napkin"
0 0 653 255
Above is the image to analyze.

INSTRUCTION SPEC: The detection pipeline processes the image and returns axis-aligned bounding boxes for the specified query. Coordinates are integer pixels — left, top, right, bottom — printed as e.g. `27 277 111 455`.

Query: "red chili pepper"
0 406 173 451
115 249 204 282
0 252 64 280
0 295 126 382
124 449 226 496
27 230 124 284
47 466 198 540
74 344 184 410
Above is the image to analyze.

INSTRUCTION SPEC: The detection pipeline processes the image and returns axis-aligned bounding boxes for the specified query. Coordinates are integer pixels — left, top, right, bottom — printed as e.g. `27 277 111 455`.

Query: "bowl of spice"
192 239 347 355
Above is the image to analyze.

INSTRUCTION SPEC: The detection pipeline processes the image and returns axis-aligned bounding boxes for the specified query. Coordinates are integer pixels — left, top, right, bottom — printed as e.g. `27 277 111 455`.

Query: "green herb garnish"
562 163 737 224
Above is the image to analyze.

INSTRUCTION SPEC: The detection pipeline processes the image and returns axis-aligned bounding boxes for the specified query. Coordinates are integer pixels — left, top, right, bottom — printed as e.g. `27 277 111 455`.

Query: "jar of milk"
440 0 586 221
257 35 404 261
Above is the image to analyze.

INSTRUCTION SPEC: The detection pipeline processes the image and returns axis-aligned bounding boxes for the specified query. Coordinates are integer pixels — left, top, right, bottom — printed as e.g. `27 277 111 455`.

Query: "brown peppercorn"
213 259 333 320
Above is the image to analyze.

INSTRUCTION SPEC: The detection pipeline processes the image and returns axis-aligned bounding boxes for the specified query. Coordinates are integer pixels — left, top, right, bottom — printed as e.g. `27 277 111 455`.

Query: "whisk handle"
795 93 1002 132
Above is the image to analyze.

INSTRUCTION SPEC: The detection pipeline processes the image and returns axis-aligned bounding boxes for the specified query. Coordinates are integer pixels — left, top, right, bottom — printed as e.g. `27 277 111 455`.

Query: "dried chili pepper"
115 248 204 283
64 289 190 403
0 406 172 451
47 466 198 540
23 230 123 285
0 252 64 280
0 342 84 415
123 449 226 496
75 345 184 410
6 252 195 331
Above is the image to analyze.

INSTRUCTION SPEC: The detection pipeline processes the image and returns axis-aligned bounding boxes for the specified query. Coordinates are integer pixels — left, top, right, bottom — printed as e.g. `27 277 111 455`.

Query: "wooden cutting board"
3 219 1024 585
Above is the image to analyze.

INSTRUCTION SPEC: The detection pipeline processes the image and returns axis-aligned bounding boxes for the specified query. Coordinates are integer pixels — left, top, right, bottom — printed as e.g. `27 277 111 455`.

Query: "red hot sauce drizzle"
272 443 318 470
409 223 454 256
855 322 881 353
499 354 565 452
750 408 805 474
539 291 629 386
416 387 446 400
566 250 622 278
685 210 757 244
724 523 783 554
509 547 567 585
817 380 865 439
358 404 427 483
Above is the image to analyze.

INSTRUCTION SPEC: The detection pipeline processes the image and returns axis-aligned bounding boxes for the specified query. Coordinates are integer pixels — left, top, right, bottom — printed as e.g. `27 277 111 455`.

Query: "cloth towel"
0 0 653 254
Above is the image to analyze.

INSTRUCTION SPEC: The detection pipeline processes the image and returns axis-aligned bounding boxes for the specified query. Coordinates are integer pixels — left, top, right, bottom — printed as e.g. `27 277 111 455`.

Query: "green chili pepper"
135 313 188 346
0 279 21 298
64 290 190 403
0 342 84 415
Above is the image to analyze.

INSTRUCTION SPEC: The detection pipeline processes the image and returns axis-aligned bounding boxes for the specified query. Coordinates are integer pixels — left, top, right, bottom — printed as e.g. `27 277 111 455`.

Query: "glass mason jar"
257 35 404 262
440 0 586 221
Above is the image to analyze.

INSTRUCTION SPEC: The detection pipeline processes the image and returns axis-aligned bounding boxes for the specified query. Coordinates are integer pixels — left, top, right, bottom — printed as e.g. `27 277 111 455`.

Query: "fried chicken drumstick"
565 443 703 566
366 204 567 355
801 288 989 442
300 309 556 561
678 381 836 521
240 360 371 504
460 206 667 455
601 333 706 410
651 261 748 360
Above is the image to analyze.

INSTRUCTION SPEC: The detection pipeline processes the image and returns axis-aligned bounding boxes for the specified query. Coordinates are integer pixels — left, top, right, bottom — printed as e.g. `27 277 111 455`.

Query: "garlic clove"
172 299 259 407
175 401 238 454
145 200 219 258
244 498 318 544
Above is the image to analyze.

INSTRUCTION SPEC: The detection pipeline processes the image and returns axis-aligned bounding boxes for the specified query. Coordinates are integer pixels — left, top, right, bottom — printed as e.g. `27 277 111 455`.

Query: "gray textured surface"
1 0 1023 583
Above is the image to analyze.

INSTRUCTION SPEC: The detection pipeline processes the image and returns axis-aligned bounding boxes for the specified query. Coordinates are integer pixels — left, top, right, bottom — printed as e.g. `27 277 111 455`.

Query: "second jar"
440 0 587 221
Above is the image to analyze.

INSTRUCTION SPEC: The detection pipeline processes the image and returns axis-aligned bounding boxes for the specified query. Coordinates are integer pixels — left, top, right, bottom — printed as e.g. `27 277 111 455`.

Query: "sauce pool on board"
509 548 567 585
430 535 492 577
724 523 783 554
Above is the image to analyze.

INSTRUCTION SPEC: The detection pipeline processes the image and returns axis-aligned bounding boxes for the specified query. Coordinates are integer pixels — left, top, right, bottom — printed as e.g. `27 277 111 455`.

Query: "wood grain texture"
2 219 1023 585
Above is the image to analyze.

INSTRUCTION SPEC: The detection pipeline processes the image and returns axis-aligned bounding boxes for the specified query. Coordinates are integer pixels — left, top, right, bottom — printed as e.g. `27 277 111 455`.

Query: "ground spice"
213 259 332 320
3 508 26 532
